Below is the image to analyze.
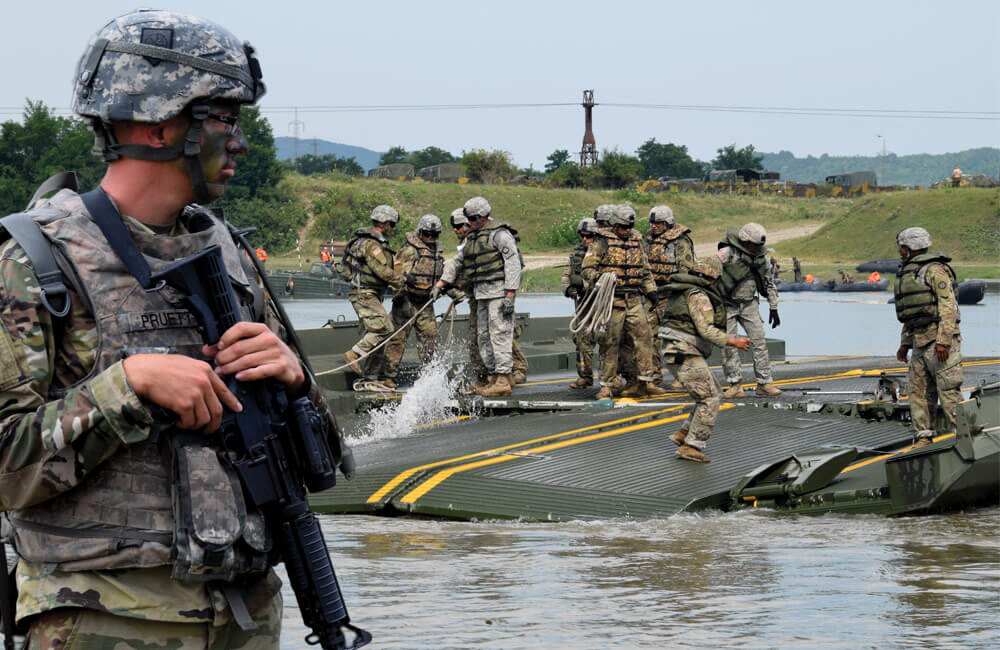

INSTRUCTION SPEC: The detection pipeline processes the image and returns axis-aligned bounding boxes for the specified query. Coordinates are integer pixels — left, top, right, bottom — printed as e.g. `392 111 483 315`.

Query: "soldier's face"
650 222 666 235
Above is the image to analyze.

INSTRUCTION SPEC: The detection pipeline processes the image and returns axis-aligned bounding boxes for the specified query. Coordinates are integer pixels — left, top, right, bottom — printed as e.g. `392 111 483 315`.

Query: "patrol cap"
738 222 767 245
593 204 615 225
648 205 675 225
417 214 442 234
449 208 469 228
609 204 636 227
896 227 932 250
577 217 598 235
463 196 491 219
370 205 399 224
691 256 722 280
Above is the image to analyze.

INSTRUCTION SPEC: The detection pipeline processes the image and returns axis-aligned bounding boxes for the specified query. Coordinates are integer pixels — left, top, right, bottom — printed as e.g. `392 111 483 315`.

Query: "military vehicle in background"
825 170 877 187
368 163 415 180
417 162 466 182
267 261 351 300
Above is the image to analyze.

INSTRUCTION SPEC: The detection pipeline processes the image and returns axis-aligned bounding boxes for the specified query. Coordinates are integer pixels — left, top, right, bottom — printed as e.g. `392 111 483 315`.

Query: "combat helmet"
609 204 636 227
577 217 598 235
463 196 491 219
417 214 442 235
896 227 932 251
593 204 615 226
73 9 265 202
738 222 767 245
370 205 399 224
648 205 675 225
449 208 469 228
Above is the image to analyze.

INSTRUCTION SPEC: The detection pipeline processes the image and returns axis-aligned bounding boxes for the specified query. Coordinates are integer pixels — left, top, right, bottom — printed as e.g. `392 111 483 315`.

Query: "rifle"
0 540 18 650
150 245 371 650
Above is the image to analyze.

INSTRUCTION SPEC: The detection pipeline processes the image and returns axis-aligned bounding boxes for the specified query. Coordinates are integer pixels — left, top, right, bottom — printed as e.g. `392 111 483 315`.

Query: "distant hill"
275 137 382 172
761 147 1000 187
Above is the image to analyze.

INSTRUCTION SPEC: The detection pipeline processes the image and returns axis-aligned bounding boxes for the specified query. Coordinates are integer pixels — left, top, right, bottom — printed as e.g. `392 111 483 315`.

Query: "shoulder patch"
372 247 382 257
702 304 713 311
938 281 947 289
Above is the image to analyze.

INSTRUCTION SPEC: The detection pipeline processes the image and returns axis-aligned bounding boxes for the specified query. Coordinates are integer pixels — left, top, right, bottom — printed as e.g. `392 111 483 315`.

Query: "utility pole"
289 107 305 161
313 138 318 157
579 90 598 168
876 134 887 187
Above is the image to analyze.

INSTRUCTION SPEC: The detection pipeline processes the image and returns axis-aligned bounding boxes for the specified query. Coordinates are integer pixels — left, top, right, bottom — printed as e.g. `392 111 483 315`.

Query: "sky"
2 0 996 168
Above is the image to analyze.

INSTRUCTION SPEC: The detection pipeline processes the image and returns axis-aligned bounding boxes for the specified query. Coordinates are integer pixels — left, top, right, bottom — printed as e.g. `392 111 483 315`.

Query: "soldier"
562 217 599 388
340 205 406 389
0 10 350 647
591 204 626 393
582 204 666 399
893 227 963 447
659 258 751 462
950 165 962 187
718 222 783 397
792 256 803 283
838 269 853 284
449 208 488 391
646 204 695 389
382 214 462 387
436 197 521 397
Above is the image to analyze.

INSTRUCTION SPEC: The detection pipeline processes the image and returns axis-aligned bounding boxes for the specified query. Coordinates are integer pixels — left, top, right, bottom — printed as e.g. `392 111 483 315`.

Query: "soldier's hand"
896 345 911 362
430 285 442 301
501 295 516 316
447 288 465 304
934 343 950 363
123 354 242 433
728 336 752 351
206 322 306 391
768 309 781 328
566 287 578 299
645 290 659 309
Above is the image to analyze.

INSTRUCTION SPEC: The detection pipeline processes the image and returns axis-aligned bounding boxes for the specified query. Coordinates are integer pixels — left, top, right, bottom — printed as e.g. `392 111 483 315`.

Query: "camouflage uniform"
383 231 443 380
895 254 963 439
717 229 778 385
646 219 695 383
561 241 595 382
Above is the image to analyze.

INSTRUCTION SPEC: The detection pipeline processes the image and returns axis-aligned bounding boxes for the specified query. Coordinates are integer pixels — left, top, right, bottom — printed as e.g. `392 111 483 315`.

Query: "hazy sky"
3 0 996 168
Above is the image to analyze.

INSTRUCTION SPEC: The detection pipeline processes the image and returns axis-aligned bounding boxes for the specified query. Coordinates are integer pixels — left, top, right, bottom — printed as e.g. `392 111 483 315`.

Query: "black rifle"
151 245 371 650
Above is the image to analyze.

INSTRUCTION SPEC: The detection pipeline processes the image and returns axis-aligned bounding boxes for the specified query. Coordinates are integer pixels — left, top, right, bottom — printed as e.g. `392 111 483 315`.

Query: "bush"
461 149 517 184
539 213 589 248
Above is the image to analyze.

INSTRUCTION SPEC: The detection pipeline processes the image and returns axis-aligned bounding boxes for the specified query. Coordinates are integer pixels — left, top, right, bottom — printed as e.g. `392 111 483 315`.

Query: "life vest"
867 271 881 283
717 228 768 300
805 273 814 283
319 249 332 263
894 253 957 328
660 273 727 356
343 227 394 291
402 231 444 295
462 220 517 284
647 226 693 285
254 247 267 261
597 229 647 292
4 189 270 578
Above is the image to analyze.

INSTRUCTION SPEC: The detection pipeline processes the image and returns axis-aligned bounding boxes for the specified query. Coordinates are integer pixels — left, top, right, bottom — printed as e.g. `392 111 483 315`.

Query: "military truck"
267 262 351 300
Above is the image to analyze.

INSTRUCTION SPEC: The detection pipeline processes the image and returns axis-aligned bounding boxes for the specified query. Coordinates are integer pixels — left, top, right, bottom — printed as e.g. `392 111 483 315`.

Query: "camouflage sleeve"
0 248 154 511
639 244 657 295
393 244 417 278
560 262 571 293
440 246 465 285
763 264 779 309
492 229 521 292
580 239 606 284
926 264 960 345
688 292 730 348
361 239 403 288
677 236 696 271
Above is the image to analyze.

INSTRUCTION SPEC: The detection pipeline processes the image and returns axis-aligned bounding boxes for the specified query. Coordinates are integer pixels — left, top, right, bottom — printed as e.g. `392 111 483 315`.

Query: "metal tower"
579 90 598 167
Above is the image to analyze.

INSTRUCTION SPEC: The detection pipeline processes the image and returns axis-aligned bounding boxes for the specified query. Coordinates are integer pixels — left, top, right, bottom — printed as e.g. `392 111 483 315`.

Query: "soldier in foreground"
645 204 695 389
893 227 963 447
718 222 783 398
582 205 666 399
0 9 353 647
383 214 461 386
341 205 406 389
659 258 751 462
436 197 521 397
562 218 599 388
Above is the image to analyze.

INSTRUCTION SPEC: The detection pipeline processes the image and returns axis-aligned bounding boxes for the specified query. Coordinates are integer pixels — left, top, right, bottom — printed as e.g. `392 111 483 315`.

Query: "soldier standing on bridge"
792 256 803 283
659 258 751 462
894 227 963 448
562 218 599 389
718 222 783 398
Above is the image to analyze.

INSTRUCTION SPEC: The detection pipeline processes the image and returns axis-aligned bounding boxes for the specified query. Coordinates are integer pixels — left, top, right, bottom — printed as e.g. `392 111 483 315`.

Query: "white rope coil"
569 272 617 340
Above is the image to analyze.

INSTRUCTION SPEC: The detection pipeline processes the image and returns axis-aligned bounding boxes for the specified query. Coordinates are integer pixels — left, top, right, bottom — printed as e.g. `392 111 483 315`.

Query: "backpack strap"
0 212 71 317
25 171 78 210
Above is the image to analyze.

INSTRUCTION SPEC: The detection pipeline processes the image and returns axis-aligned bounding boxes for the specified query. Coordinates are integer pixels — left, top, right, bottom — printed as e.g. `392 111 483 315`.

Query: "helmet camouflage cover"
370 205 399 224
593 204 615 225
648 205 675 225
738 222 767 245
417 214 442 234
449 208 469 227
463 196 491 219
609 204 636 227
577 217 598 234
896 227 932 250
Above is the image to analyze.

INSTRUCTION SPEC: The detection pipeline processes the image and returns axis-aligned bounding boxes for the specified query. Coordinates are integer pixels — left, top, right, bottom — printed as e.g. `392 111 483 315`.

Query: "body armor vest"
647 228 692 285
661 274 727 355
463 221 517 284
343 227 394 291
597 229 646 292
402 232 443 296
894 254 957 328
8 190 270 579
718 230 768 301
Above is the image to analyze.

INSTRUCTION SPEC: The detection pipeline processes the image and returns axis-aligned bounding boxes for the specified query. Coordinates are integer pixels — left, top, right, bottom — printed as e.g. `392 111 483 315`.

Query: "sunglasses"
206 112 242 136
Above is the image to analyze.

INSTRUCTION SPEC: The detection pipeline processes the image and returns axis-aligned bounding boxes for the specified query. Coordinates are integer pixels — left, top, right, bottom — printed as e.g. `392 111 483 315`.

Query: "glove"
429 285 442 301
566 287 578 299
447 289 466 304
645 290 659 309
768 309 781 328
896 345 911 362
501 295 516 316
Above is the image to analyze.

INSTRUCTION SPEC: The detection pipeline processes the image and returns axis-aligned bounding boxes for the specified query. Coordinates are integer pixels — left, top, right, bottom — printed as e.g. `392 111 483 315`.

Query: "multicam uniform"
717 229 778 385
659 273 730 450
343 227 403 378
383 232 443 380
561 241 595 382
0 191 341 645
646 223 695 382
895 254 963 439
582 227 658 387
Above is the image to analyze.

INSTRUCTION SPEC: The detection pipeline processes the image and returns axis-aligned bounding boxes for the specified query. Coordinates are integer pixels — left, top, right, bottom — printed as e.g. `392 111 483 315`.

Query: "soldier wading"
0 9 354 648
893 227 963 448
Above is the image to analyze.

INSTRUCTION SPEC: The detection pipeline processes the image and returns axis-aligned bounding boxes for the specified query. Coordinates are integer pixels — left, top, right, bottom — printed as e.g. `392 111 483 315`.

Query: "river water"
278 292 1000 649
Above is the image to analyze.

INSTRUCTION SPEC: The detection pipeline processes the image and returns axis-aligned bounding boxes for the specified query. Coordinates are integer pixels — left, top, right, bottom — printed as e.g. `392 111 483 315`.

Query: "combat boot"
669 430 688 447
511 371 527 385
676 444 710 463
595 385 613 400
755 383 782 397
570 377 593 389
611 376 628 396
667 379 684 391
473 375 498 397
341 350 363 375
644 382 668 396
723 383 745 399
380 378 397 390
911 437 934 449
480 374 512 398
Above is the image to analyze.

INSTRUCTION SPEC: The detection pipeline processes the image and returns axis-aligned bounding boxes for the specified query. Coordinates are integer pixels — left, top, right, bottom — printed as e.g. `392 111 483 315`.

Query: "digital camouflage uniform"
717 230 778 385
0 191 348 645
343 226 404 379
659 275 730 450
582 227 658 387
383 231 443 380
895 254 963 439
646 222 695 383
561 241 595 382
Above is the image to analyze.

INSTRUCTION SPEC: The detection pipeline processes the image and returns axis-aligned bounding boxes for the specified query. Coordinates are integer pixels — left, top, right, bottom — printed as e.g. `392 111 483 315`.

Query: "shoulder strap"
80 188 155 289
0 212 71 317
26 171 78 211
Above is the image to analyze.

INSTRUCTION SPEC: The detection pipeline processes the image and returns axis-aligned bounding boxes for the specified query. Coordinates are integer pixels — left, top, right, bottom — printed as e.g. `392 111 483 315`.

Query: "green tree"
378 146 408 165
712 143 764 171
545 149 571 174
287 153 363 176
598 149 644 188
460 149 517 184
224 106 284 199
636 138 704 179
406 146 456 169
